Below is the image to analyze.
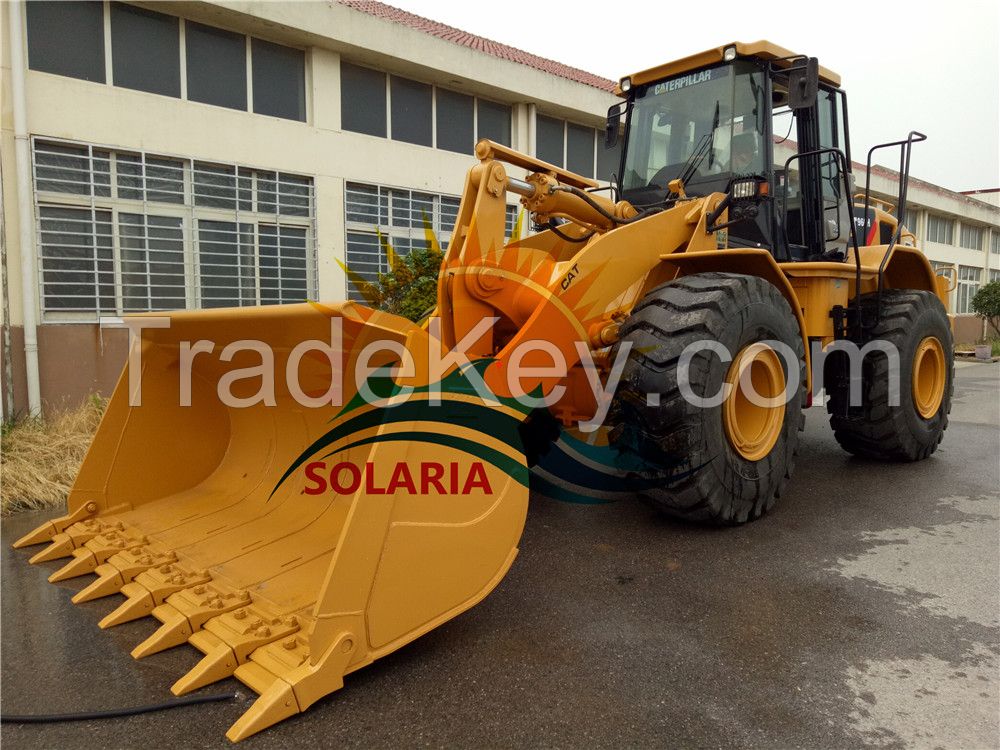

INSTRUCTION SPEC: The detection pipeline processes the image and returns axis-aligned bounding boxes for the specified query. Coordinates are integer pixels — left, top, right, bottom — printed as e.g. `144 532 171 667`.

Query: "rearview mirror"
605 103 625 148
788 57 819 109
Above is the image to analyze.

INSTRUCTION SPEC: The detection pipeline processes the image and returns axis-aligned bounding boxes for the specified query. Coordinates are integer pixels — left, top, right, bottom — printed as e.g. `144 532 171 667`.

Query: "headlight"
723 45 737 62
731 178 767 200
619 77 632 93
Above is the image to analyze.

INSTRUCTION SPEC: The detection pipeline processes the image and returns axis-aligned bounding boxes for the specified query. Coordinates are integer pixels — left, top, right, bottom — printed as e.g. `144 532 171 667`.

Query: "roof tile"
338 0 616 92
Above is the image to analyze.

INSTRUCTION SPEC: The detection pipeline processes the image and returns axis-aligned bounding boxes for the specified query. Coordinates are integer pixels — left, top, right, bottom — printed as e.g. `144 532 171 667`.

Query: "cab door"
770 74 852 260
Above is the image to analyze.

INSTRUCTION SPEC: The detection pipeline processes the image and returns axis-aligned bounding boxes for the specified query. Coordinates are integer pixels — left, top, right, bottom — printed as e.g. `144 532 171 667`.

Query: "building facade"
2 0 998 416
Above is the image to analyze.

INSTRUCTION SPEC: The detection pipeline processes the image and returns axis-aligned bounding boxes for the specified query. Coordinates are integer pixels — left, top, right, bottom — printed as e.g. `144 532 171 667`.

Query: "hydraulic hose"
1 692 238 724
549 185 658 225
546 220 594 243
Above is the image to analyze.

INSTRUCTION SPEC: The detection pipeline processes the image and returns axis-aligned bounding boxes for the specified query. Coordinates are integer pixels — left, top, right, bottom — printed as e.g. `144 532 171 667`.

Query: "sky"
382 0 1000 192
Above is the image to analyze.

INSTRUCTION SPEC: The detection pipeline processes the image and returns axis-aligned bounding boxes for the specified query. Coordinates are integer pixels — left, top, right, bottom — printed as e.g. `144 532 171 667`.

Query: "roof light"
619 77 632 93
723 45 737 62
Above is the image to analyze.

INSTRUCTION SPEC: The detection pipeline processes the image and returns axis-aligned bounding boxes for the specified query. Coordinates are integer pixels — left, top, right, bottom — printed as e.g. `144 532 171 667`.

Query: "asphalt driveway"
3 360 997 749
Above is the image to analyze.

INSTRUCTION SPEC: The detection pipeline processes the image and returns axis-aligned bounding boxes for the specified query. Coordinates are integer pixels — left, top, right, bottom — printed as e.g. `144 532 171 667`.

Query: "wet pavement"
3 361 998 749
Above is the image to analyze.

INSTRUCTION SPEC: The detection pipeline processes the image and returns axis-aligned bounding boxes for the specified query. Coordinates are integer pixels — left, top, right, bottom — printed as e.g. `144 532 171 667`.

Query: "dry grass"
1 397 105 515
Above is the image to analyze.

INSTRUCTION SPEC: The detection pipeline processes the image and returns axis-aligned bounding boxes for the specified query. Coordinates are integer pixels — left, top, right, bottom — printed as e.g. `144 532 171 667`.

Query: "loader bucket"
13 301 530 741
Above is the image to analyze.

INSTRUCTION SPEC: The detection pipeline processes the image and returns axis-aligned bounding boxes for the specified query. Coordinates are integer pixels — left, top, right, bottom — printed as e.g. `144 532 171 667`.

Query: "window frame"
250 36 307 122
184 20 248 111
536 114 567 168
389 75 434 147
535 114 601 179
956 264 982 314
566 122 597 179
339 61 513 154
343 181 518 301
31 136 317 321
958 223 984 251
926 214 955 245
109 2 181 98
27 3 308 121
26 0 106 83
435 88 475 155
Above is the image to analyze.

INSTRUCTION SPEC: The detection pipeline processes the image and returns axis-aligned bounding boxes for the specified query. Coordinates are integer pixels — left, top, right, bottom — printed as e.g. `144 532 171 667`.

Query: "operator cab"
608 42 853 262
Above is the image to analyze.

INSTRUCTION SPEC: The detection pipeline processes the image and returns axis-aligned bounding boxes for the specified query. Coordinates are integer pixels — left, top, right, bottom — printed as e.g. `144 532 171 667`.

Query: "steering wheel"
648 165 675 189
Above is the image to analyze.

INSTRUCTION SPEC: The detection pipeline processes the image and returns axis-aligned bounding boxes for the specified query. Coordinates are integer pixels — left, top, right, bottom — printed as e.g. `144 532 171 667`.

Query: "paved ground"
3 361 998 749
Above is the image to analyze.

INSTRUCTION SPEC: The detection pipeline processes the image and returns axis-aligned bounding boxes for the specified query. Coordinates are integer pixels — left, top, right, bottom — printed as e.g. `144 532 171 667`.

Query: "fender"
658 248 813 392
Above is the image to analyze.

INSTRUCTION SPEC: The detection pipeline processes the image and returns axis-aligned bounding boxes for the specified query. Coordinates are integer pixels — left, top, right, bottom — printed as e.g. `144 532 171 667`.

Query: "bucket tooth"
12 503 99 548
132 583 251 659
48 549 99 582
28 518 123 564
172 608 300 695
227 631 356 742
27 534 75 564
72 564 127 603
171 632 236 695
99 582 156 628
100 562 212 628
131 603 193 659
73 547 178 604
13 520 60 549
231 637 310 703
81 526 148 567
226 678 301 743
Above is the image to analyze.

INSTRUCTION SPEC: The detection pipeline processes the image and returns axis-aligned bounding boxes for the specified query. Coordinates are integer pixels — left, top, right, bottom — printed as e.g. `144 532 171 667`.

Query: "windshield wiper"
707 100 720 170
670 133 712 198
669 101 719 199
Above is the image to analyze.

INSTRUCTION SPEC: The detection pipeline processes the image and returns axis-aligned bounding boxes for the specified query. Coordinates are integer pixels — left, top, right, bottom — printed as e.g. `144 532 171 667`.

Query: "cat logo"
561 263 580 290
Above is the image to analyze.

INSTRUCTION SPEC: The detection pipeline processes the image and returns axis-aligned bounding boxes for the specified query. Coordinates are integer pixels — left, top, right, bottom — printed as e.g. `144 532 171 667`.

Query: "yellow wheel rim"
722 343 787 462
912 336 946 419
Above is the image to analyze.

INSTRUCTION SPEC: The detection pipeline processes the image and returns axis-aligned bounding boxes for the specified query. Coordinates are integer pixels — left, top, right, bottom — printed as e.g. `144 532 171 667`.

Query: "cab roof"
616 41 842 95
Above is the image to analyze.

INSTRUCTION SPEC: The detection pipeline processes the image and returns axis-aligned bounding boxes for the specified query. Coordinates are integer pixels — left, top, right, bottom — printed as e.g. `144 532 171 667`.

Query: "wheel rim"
912 336 946 419
723 343 787 462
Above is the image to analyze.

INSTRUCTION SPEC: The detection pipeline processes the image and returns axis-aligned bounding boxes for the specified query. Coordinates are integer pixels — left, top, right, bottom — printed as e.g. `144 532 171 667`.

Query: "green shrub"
339 211 523 323
340 232 443 323
971 280 1000 340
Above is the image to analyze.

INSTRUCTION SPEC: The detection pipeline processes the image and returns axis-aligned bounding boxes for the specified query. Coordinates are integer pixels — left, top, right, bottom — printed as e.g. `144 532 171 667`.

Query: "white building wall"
1 0 618 329
856 166 1000 313
2 0 998 411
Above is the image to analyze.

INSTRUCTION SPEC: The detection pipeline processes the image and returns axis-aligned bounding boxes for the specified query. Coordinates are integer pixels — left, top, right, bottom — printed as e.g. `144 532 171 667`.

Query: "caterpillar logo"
653 68 716 95
561 262 580 290
303 460 494 496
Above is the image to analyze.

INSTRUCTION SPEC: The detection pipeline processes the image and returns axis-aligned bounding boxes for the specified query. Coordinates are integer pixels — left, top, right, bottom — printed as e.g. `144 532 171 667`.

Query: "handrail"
775 134 926 337
781 148 854 249
781 148 862 331
852 192 895 215
861 132 927 313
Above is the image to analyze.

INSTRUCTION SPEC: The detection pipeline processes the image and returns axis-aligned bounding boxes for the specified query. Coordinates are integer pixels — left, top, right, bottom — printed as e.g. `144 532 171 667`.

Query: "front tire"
826 290 953 461
609 272 805 525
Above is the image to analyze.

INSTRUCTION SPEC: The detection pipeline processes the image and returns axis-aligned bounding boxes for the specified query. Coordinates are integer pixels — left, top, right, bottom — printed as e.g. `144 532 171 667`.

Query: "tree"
340 231 443 323
971 280 1000 340
338 210 522 322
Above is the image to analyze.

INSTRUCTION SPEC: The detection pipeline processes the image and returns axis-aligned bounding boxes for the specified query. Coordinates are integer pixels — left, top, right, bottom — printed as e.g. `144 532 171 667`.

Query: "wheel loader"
12 41 953 741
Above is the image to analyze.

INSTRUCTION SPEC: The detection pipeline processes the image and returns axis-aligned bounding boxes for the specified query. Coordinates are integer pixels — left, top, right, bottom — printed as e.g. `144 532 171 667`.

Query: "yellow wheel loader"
13 41 953 741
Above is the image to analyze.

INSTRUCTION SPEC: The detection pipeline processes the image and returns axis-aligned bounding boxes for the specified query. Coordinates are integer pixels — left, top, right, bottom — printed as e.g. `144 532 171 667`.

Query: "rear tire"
609 272 805 525
826 290 953 461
